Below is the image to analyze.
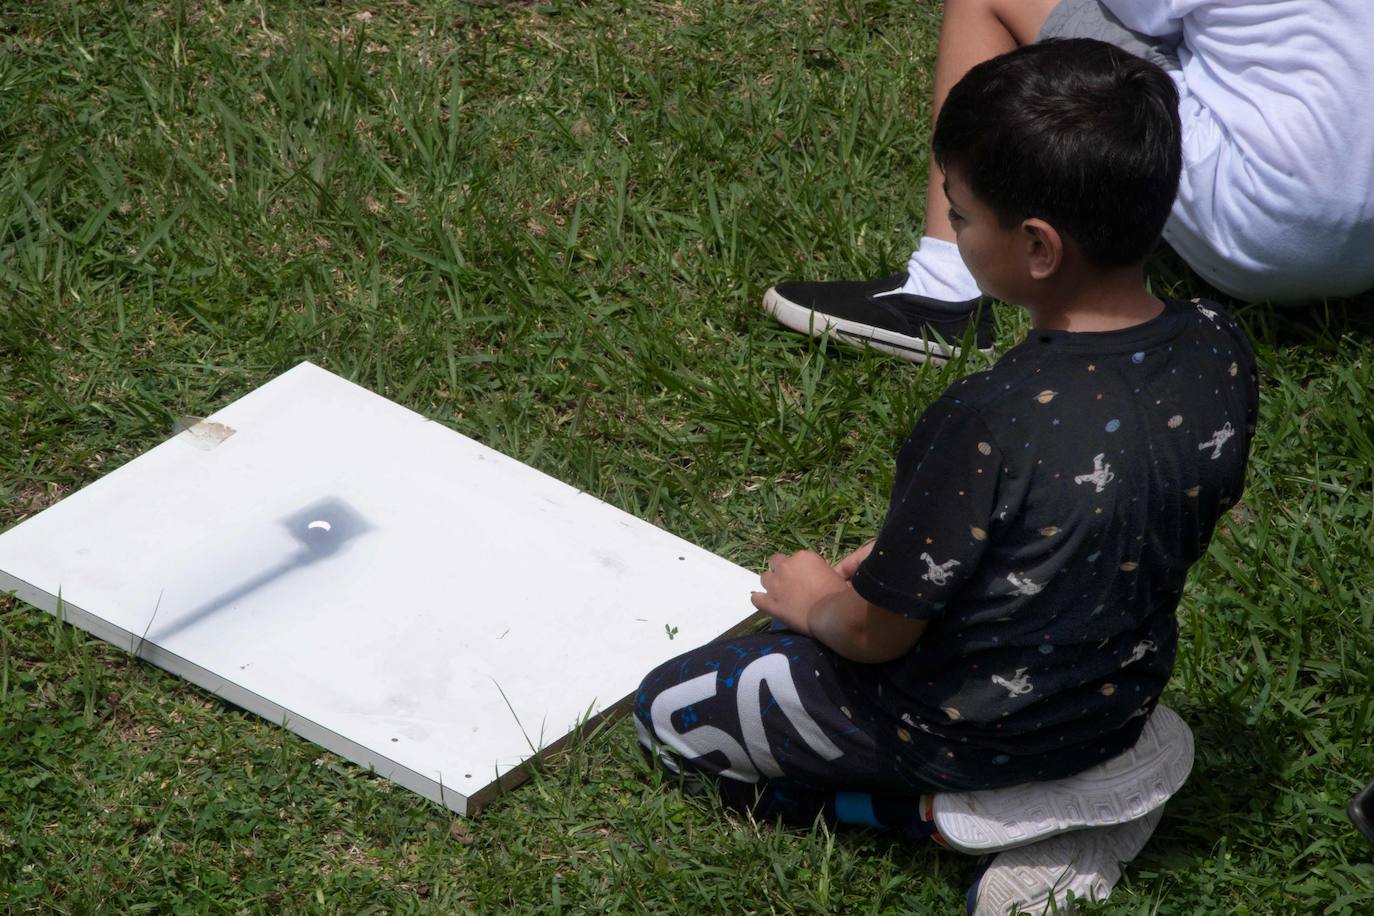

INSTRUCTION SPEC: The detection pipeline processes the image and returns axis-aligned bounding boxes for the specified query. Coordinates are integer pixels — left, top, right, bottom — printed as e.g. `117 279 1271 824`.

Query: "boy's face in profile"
944 167 1036 306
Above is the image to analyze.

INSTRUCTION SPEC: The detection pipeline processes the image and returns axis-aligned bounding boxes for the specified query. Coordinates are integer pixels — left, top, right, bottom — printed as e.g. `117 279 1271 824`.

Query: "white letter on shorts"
650 671 760 783
736 653 844 778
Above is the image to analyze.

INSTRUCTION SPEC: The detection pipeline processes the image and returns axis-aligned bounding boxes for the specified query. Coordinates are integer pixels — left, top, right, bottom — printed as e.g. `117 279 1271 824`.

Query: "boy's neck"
1023 264 1163 333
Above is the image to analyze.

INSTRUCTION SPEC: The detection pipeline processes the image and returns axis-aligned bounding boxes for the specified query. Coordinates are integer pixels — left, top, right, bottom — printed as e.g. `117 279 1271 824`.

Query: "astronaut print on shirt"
845 297 1257 783
1073 453 1115 491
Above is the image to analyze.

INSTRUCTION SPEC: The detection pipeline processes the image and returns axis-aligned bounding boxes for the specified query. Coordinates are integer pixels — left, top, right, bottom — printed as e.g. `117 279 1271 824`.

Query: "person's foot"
966 808 1164 916
762 274 994 364
934 704 1194 854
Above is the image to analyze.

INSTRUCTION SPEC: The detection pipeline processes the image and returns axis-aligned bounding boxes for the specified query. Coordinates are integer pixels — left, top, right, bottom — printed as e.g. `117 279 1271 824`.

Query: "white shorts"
1039 0 1374 301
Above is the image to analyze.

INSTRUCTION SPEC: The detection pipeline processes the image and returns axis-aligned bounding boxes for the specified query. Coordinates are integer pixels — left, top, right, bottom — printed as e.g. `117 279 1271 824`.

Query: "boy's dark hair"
932 38 1182 267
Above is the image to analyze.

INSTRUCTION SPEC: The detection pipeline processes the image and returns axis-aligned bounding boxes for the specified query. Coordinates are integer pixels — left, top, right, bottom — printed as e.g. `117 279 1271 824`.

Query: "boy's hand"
751 547 927 664
751 550 849 635
834 539 877 581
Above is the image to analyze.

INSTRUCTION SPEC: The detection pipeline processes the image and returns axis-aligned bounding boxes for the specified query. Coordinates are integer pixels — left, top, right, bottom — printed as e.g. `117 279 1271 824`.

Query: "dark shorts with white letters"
633 630 951 827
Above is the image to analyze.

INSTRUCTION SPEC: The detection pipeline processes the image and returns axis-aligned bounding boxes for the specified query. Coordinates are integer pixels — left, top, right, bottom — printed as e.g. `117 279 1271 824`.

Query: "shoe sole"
935 704 1193 854
762 286 990 365
971 808 1164 916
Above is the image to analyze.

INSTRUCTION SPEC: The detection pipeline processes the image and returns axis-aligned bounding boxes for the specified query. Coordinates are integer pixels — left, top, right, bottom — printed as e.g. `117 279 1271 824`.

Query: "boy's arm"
754 397 999 662
751 549 927 664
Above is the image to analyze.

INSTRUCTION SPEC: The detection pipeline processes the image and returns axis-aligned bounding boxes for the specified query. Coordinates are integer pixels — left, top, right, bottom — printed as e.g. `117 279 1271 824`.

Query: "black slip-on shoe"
762 273 995 364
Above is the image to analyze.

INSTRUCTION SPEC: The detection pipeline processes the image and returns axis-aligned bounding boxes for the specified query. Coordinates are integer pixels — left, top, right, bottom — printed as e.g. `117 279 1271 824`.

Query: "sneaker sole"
762 286 990 365
935 704 1193 854
970 808 1163 916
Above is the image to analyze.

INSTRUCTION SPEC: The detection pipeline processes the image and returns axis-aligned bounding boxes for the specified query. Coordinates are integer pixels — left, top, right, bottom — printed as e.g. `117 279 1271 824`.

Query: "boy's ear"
1021 218 1063 280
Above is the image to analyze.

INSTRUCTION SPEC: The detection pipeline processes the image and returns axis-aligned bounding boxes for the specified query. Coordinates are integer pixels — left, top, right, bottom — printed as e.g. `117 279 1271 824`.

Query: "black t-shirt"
848 298 1257 784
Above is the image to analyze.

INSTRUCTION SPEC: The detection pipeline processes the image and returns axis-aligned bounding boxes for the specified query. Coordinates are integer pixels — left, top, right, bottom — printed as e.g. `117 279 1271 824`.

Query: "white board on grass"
0 362 761 815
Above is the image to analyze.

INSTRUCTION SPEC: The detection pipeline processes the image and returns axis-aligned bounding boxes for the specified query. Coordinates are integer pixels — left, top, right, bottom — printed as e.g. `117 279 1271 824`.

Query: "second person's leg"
761 0 1055 363
923 0 1059 247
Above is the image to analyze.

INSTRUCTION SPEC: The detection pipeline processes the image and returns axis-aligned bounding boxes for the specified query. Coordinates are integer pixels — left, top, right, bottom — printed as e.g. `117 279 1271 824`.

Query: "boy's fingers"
835 540 876 578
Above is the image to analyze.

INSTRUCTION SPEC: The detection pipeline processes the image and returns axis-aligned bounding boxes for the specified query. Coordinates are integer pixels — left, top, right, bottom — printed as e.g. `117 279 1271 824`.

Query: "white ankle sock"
878 236 980 305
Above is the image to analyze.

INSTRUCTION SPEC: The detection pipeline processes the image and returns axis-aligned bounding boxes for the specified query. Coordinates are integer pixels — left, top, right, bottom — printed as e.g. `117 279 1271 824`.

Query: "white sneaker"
935 704 1193 854
968 808 1163 916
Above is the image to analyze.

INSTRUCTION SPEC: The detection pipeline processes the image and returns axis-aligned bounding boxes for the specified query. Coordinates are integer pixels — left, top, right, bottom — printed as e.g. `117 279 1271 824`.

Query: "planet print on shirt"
1035 390 1058 404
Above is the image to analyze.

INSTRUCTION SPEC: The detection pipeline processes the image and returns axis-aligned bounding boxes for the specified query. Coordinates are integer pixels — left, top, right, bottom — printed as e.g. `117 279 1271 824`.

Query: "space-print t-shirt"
847 297 1257 786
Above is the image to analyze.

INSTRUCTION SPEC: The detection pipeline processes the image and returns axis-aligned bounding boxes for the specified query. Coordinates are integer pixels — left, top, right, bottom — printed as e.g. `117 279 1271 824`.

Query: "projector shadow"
145 497 372 644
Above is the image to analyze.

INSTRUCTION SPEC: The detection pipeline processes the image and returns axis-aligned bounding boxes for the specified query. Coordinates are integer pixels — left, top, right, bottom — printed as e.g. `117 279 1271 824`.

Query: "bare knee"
944 0 1058 46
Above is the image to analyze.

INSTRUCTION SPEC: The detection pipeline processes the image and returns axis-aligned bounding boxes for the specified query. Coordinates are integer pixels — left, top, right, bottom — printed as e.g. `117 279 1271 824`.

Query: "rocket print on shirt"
1006 572 1042 596
1122 640 1157 667
1198 422 1235 460
992 668 1034 697
1074 453 1115 492
920 553 961 586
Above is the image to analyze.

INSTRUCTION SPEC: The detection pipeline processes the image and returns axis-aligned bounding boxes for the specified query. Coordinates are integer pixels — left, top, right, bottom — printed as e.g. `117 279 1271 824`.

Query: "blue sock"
833 791 936 840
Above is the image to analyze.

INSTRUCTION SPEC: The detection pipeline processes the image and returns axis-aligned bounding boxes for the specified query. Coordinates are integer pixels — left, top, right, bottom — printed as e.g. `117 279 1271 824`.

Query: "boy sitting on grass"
634 38 1257 914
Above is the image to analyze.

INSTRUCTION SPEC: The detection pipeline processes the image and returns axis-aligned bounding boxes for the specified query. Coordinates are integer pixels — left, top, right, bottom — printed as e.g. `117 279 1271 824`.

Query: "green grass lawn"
2 1 1372 911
